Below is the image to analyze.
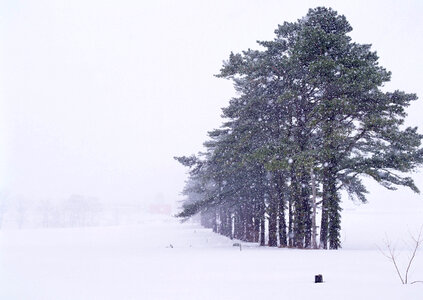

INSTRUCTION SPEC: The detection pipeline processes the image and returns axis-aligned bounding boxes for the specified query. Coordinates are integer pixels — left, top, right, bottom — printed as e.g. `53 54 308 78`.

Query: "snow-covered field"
0 210 422 300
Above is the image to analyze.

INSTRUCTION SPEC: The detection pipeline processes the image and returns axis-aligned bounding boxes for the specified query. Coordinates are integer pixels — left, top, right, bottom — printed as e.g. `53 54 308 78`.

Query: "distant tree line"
175 7 423 249
0 194 106 229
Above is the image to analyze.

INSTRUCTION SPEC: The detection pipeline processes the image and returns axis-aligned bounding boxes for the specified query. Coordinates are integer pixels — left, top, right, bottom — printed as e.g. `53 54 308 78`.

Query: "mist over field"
1 0 423 211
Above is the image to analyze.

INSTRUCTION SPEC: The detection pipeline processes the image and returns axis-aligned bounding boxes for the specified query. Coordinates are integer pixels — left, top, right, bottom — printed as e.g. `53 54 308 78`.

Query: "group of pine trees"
175 7 423 249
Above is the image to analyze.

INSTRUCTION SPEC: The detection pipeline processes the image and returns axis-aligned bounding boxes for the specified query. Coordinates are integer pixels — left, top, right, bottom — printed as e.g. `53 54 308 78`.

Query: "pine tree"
175 7 423 250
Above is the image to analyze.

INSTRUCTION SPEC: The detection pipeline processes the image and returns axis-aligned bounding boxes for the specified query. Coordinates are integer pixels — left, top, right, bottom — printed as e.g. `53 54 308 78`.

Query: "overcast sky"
1 0 423 210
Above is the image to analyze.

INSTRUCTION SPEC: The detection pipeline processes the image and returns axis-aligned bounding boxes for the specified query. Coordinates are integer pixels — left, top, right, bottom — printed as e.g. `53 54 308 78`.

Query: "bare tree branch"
379 228 422 284
405 227 423 284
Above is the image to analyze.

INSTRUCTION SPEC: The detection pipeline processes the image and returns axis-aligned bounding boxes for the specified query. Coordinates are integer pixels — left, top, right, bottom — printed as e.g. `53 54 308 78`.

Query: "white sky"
1 0 423 209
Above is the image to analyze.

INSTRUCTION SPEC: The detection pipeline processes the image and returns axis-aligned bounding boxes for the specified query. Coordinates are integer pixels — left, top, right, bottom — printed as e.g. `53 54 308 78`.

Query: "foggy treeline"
0 193 151 229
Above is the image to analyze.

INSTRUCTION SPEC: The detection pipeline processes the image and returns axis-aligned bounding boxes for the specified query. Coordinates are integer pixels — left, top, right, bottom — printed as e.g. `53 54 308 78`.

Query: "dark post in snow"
315 274 323 283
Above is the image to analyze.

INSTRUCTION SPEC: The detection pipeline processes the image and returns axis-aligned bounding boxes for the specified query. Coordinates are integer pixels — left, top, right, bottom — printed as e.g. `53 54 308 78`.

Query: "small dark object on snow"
233 243 241 247
169 244 173 248
315 274 323 283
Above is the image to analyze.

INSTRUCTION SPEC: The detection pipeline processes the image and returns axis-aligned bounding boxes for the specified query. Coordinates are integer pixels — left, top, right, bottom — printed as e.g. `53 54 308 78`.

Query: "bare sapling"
378 227 423 284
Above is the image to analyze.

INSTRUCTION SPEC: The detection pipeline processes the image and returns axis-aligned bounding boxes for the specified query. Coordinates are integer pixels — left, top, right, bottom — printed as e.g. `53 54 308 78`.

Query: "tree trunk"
260 209 266 246
310 168 318 249
277 174 287 247
268 182 278 247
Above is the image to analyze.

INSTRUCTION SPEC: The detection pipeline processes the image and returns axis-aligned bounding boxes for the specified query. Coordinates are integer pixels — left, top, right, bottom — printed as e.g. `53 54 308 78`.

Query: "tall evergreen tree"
175 7 423 250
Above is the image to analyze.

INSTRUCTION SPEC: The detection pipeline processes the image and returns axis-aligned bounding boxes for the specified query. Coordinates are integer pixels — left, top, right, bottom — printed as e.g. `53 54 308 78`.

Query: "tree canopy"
175 7 423 249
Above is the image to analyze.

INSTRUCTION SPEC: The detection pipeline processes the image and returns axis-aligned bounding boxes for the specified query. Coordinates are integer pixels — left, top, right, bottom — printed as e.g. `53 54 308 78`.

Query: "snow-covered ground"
0 211 422 300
